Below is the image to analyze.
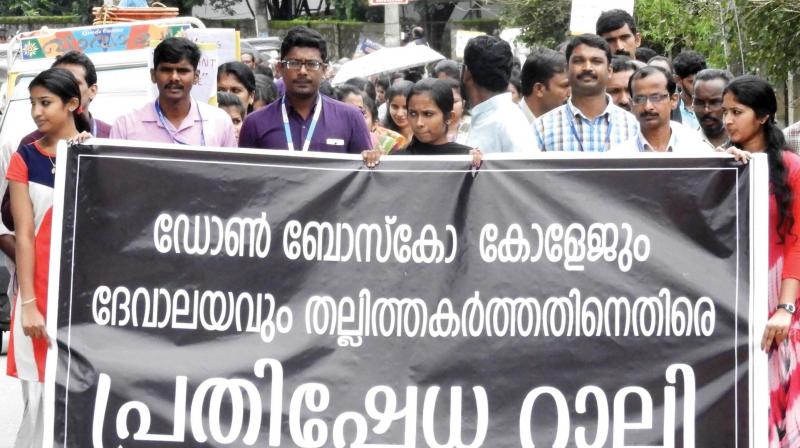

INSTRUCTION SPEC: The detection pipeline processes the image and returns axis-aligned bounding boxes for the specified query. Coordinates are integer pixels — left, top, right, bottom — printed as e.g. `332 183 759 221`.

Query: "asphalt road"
0 331 23 448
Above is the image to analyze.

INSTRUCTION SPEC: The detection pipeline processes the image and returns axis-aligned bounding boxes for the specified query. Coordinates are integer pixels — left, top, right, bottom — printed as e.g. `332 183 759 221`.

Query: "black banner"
44 141 767 447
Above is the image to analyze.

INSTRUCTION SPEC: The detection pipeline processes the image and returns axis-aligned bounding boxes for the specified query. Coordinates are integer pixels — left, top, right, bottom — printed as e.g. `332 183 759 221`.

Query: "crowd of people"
3 8 800 447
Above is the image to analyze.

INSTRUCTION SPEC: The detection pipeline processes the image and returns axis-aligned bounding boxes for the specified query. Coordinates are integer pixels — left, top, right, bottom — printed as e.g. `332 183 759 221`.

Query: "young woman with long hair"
724 75 800 447
6 67 90 446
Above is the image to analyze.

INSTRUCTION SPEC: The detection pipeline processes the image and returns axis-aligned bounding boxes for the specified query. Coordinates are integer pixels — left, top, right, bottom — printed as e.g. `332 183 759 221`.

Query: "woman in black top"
404 79 478 159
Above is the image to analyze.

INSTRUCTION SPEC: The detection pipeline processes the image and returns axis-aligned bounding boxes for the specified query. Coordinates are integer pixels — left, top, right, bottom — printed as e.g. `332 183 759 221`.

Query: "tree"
735 0 800 81
497 0 570 49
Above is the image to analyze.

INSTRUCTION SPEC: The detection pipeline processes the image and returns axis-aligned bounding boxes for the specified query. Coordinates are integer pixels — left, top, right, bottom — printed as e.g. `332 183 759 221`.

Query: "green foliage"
738 0 800 81
635 0 726 66
0 15 80 24
329 0 368 20
497 0 570 49
269 18 366 28
498 0 800 82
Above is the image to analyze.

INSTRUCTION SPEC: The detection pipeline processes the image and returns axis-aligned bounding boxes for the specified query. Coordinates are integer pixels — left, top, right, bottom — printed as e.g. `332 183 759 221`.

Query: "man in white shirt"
519 48 569 123
461 35 538 153
611 66 712 153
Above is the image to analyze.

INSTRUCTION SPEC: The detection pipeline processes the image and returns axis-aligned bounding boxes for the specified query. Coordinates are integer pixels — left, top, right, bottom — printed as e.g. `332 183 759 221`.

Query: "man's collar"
567 94 615 120
638 121 679 152
470 92 511 117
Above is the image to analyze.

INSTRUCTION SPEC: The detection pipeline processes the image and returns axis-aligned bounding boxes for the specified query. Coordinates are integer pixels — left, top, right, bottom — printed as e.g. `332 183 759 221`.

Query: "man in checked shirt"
533 34 639 152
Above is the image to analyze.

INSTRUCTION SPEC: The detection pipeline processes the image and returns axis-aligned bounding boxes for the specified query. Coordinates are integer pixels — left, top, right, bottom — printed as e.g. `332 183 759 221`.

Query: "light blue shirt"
678 97 700 130
465 93 539 153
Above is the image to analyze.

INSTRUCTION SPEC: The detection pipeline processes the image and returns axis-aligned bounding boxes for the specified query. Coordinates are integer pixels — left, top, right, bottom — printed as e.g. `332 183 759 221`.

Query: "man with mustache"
692 69 733 148
607 56 638 112
610 66 711 153
110 38 237 147
239 26 373 154
533 34 639 152
596 9 641 59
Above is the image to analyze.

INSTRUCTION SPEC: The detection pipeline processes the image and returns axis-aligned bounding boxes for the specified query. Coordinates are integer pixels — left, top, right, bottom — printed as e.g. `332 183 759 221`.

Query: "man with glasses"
611 66 711 153
692 69 734 148
239 26 372 154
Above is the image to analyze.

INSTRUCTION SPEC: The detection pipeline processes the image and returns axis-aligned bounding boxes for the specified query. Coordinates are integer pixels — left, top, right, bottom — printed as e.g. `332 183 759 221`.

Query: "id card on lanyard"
282 95 322 152
565 102 612 152
155 99 206 146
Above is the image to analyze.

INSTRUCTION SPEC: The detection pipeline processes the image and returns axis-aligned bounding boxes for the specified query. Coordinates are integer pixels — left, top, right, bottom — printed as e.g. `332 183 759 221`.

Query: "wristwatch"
777 303 797 314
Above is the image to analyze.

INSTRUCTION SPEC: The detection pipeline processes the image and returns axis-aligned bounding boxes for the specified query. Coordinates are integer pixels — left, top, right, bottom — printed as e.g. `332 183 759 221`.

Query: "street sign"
369 0 408 6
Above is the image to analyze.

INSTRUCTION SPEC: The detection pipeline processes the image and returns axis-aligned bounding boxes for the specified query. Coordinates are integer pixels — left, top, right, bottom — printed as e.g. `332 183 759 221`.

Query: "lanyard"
154 99 206 146
91 118 97 136
565 102 612 152
282 95 322 152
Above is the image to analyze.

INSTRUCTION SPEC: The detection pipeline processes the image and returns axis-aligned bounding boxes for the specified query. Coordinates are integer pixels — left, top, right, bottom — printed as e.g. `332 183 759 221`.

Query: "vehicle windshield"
0 64 152 150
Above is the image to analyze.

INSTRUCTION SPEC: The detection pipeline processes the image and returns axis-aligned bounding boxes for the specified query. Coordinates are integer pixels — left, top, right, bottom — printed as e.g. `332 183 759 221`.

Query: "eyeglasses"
693 99 723 111
632 93 670 105
281 59 325 71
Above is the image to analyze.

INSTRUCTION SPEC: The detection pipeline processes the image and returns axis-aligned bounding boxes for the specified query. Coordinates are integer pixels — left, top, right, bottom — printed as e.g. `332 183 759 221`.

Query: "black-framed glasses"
632 93 670 105
693 98 723 111
281 59 325 71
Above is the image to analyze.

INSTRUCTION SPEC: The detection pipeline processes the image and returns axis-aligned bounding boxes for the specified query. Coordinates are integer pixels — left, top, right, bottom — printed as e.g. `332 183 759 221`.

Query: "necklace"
48 155 55 174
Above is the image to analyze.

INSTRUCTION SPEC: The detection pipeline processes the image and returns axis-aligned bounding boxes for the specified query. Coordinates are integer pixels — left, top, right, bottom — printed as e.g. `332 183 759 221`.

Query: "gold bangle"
21 297 36 306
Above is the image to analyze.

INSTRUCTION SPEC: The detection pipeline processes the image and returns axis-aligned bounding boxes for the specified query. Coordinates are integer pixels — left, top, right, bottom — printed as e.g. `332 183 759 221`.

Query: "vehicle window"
12 64 152 100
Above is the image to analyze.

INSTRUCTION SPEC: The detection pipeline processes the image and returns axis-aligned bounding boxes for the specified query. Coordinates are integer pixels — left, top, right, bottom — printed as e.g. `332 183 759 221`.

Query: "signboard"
44 142 768 447
569 0 635 35
19 23 190 60
184 28 239 65
453 30 485 59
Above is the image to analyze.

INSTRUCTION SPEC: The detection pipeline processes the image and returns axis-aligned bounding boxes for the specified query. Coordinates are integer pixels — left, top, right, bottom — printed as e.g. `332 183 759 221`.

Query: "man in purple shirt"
239 26 373 154
19 51 111 146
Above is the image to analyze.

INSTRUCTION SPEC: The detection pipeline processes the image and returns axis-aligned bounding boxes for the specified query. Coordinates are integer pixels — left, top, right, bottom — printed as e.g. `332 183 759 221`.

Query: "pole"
385 4 401 47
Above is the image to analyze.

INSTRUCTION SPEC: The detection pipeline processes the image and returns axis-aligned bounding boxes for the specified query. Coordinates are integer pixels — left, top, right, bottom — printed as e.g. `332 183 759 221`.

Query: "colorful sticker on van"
19 23 190 60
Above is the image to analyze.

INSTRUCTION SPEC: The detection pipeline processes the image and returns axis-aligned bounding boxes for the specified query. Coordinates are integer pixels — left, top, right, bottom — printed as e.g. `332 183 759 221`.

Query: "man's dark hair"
566 34 612 65
629 66 677 96
433 59 460 79
647 55 674 74
254 63 274 78
694 68 734 86
281 26 328 62
254 74 278 106
345 77 376 102
52 50 98 86
463 35 513 93
217 91 245 116
672 50 707 78
611 55 638 74
596 9 637 35
520 48 566 97
376 75 390 91
635 47 657 64
153 37 202 70
319 80 334 97
334 83 363 102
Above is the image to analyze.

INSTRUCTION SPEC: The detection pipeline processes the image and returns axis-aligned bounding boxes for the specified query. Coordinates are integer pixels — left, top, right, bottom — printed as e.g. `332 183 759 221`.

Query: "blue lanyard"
281 95 322 152
154 99 206 146
565 102 612 152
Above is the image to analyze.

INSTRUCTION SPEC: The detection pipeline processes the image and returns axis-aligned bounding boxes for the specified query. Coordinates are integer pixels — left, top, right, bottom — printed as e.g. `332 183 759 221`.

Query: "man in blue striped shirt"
533 34 639 152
